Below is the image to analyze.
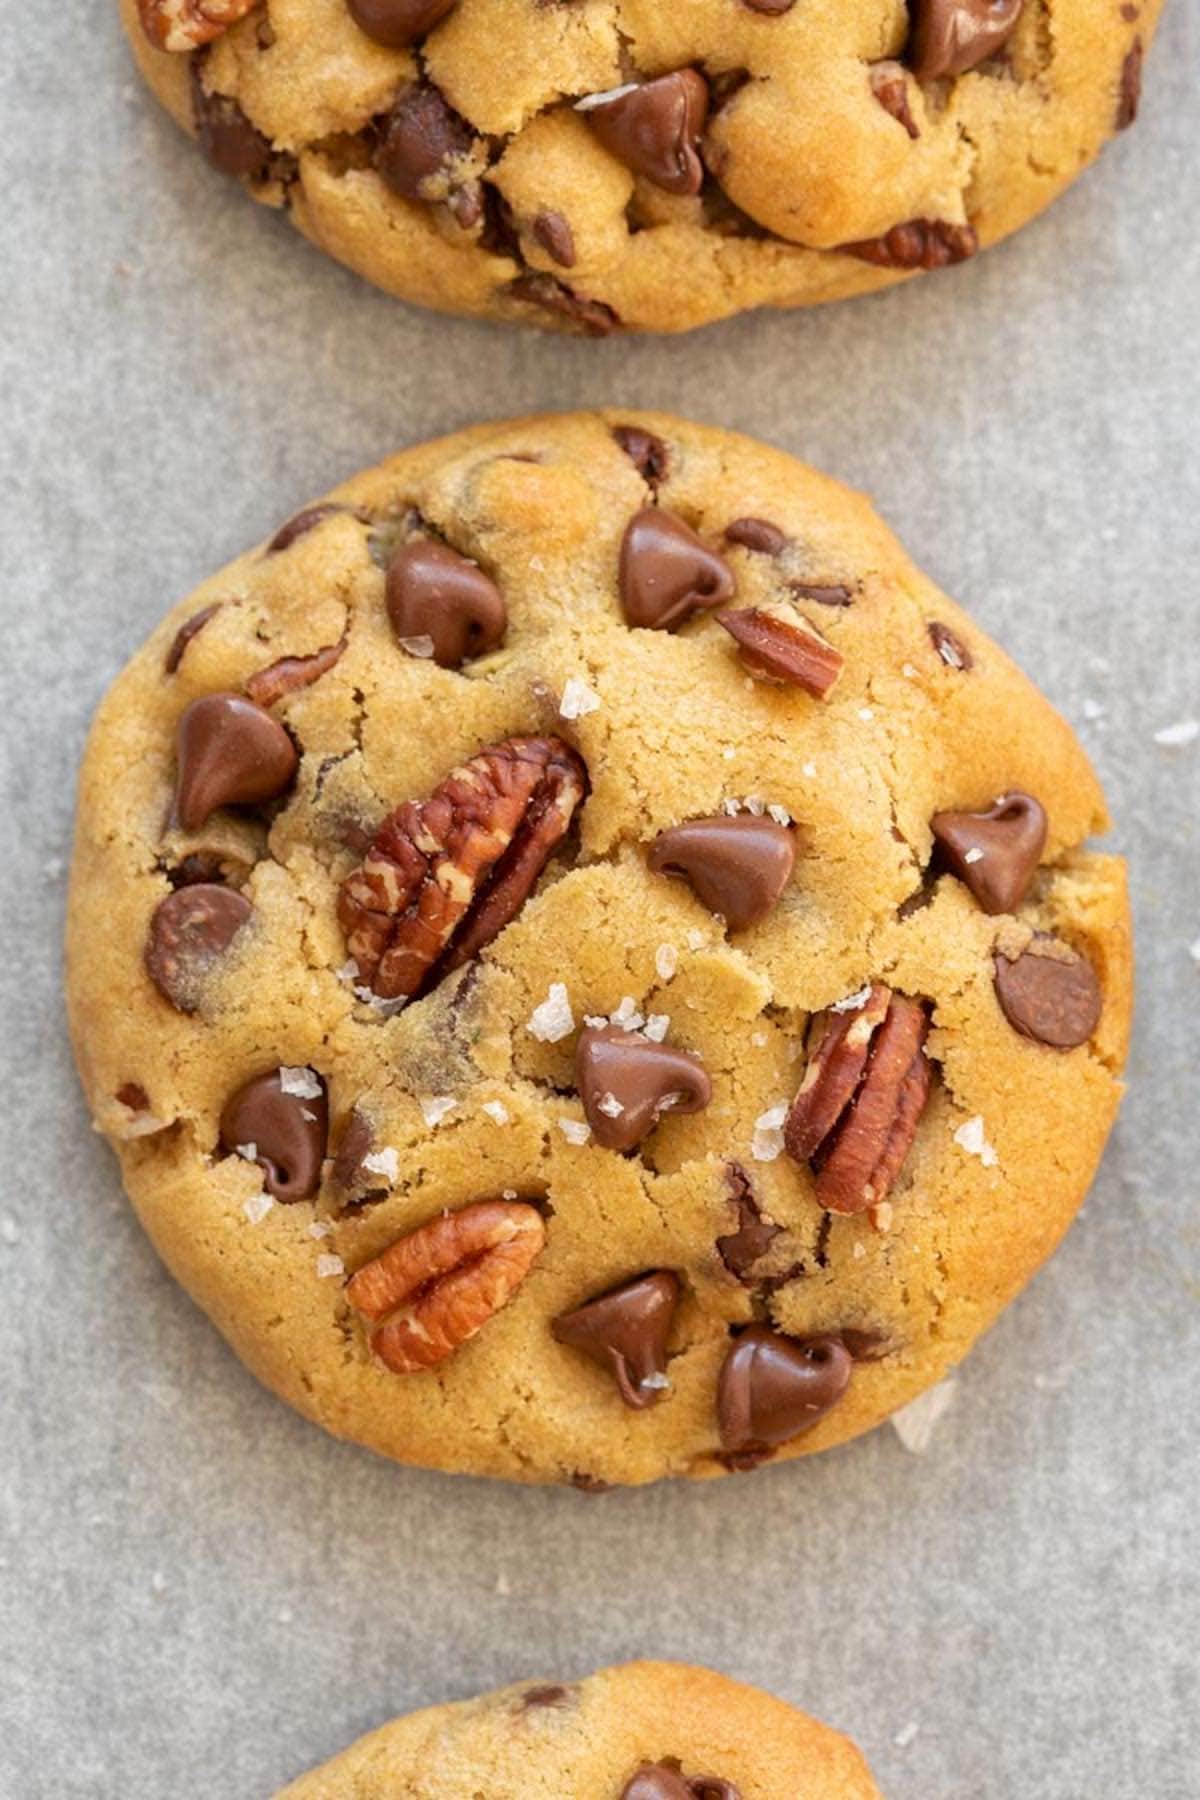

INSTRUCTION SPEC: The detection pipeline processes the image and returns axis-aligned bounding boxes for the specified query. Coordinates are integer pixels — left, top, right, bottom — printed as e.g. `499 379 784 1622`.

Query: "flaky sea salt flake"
597 1091 625 1118
953 1114 998 1168
528 982 574 1042
481 1100 511 1125
242 1193 274 1225
643 1013 670 1042
751 1102 788 1162
398 634 436 659
363 1147 400 1181
559 676 601 720
420 1095 457 1129
316 1254 345 1280
558 1117 591 1145
655 943 679 981
279 1066 322 1100
767 804 792 826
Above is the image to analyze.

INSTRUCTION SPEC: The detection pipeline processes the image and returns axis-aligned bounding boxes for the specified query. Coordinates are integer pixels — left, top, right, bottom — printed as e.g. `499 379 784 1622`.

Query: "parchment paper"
2 5 1197 1794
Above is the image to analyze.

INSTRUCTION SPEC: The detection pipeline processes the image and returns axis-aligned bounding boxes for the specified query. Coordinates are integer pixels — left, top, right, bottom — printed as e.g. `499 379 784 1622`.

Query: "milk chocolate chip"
164 604 220 676
145 883 252 1011
346 0 457 46
994 935 1102 1048
532 209 576 268
718 1325 852 1460
724 517 786 555
619 509 735 630
648 815 795 931
219 1069 329 1202
191 65 274 181
173 694 298 831
376 82 473 202
576 1026 712 1151
386 539 507 667
552 1271 680 1408
909 0 1025 82
931 791 1047 914
585 71 709 196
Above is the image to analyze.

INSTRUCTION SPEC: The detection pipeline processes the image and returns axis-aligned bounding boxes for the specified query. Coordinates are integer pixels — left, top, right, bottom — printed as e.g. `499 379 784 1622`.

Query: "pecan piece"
785 988 932 1214
244 637 347 710
338 736 587 1002
718 607 844 699
138 0 258 52
346 1199 546 1372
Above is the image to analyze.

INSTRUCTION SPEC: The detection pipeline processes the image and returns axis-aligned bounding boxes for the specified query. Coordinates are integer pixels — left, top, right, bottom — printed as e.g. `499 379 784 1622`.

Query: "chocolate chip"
724 516 786 555
531 209 576 268
790 581 855 608
613 426 670 488
552 1271 679 1408
145 883 253 1012
191 64 274 182
622 1768 694 1800
266 504 345 555
116 1083 150 1112
345 0 457 46
718 1325 852 1461
167 852 227 888
576 1025 712 1152
520 1685 572 1710
870 61 920 138
330 1106 376 1193
508 273 621 335
569 1471 612 1494
742 0 796 11
648 815 795 931
994 935 1102 1049
1116 37 1143 129
173 693 298 832
908 0 1024 81
219 1069 329 1202
385 539 507 668
928 620 973 669
930 791 1047 914
164 604 221 676
619 509 735 630
375 82 473 202
843 218 978 269
691 1783 741 1800
584 70 709 196
716 1164 781 1282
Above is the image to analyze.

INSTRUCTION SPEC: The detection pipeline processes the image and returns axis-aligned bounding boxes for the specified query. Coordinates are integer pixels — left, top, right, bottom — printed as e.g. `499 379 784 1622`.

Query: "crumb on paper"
316 1254 345 1280
953 1114 999 1168
242 1193 274 1226
891 1378 958 1454
1153 719 1198 747
279 1066 322 1100
1 1216 19 1246
528 982 574 1042
559 676 600 720
894 1721 921 1750
1190 937 1200 966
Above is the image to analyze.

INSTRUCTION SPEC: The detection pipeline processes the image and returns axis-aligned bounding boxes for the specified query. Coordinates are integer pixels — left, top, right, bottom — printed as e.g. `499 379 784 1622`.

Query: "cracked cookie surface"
276 1660 881 1797
119 0 1162 333
67 411 1132 1487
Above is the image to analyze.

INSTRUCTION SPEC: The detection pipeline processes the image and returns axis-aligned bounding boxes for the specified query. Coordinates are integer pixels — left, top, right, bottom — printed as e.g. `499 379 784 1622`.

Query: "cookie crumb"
953 1114 998 1167
528 982 574 1042
1153 718 1198 747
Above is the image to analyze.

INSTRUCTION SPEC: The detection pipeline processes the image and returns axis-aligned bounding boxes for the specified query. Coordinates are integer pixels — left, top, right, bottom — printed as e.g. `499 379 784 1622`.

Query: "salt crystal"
953 1114 998 1168
279 1066 322 1100
316 1254 345 1280
871 1200 894 1233
858 706 874 721
802 761 817 777
558 1117 591 1145
767 804 792 827
528 982 574 1042
722 746 735 760
277 1606 293 1625
502 1188 518 1201
559 676 601 720
481 1100 511 1125
901 664 918 680
337 958 360 982
308 1220 333 1239
751 1102 788 1163
235 1141 258 1162
640 1372 670 1391
597 1092 625 1118
643 1013 670 1042
575 81 639 110
963 847 984 865
894 1721 921 1750
655 943 678 981
420 1095 457 1128
721 797 740 816
831 984 871 1013
750 1030 767 1047
890 1378 957 1453
686 928 706 950
398 634 436 659
852 1241 866 1260
936 637 965 669
611 996 644 1030
743 794 766 816
363 1147 400 1180
242 1193 274 1226
584 1014 609 1030
1153 719 1199 747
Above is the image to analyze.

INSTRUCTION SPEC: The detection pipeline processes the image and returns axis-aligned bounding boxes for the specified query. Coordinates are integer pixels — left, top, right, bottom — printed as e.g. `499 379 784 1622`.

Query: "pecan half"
785 987 932 1214
138 0 258 51
244 637 347 710
717 607 843 699
346 1199 546 1372
338 736 587 1002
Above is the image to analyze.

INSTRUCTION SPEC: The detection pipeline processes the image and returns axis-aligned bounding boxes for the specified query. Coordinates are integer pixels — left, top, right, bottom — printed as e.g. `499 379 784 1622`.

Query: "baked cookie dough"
120 0 1161 333
67 411 1132 1487
276 1661 881 1796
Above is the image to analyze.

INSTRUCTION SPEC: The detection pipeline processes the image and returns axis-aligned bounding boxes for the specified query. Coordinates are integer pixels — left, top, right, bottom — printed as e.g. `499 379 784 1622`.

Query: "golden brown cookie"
119 0 1162 333
276 1661 881 1796
66 412 1132 1487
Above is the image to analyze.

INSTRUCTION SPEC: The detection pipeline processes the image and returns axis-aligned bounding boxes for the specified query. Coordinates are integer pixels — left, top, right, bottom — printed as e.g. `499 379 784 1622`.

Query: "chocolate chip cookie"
66 412 1132 1486
276 1660 881 1796
119 0 1161 333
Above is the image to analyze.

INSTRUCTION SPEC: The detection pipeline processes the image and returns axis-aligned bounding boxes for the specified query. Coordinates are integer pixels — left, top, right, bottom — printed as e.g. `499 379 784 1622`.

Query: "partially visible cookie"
118 0 1162 333
276 1660 881 1797
66 411 1132 1487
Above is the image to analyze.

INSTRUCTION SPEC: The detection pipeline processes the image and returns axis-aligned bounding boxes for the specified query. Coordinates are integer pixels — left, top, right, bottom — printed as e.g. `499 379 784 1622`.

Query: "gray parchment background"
3 5 1198 1795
